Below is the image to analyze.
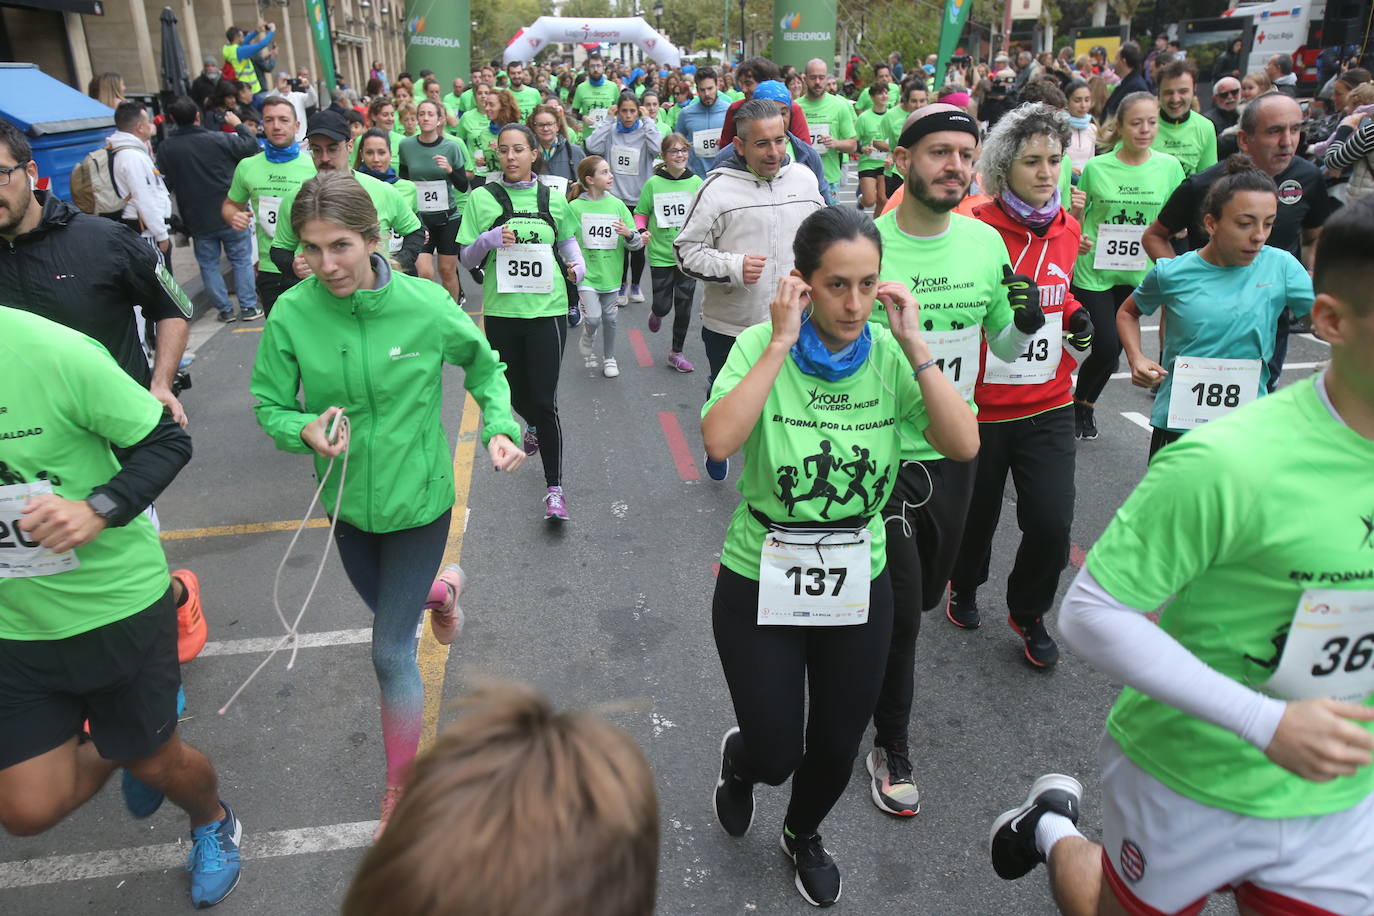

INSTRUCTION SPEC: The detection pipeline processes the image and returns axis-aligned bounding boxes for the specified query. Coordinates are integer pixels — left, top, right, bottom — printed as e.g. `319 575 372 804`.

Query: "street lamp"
738 0 745 60
653 0 663 31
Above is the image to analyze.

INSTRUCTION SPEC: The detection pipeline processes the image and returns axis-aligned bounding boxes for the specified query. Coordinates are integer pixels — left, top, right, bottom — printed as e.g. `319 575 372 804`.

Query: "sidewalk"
166 237 245 321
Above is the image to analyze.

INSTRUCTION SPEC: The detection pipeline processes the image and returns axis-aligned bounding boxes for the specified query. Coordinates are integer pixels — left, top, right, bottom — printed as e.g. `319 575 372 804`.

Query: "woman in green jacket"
250 172 525 838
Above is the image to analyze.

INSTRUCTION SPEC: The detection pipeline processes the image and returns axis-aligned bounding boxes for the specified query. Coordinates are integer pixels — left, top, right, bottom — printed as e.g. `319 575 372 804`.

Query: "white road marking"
199 627 372 657
1120 412 1152 431
1295 333 1329 347
0 820 377 889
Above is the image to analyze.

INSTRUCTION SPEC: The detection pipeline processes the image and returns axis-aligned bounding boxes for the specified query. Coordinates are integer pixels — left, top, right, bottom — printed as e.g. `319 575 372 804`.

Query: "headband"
896 109 980 149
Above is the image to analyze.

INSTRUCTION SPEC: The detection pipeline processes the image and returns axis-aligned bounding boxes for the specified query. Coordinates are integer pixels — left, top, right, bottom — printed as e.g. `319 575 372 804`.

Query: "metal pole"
1002 0 1013 56
738 0 745 60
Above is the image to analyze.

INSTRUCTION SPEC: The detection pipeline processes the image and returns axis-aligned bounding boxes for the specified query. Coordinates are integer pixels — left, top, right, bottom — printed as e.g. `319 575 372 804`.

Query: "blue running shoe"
705 454 729 481
121 685 187 819
187 801 242 908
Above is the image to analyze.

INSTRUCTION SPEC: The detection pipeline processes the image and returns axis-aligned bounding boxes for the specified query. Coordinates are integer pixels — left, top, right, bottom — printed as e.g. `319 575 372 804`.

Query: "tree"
470 0 553 64
562 0 613 17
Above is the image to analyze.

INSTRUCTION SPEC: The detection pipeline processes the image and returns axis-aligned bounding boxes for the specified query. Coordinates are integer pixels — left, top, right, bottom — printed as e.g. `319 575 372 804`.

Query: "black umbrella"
159 6 192 99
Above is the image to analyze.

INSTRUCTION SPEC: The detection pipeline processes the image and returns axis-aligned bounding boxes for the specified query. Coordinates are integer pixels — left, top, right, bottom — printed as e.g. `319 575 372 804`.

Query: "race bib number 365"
0 482 80 579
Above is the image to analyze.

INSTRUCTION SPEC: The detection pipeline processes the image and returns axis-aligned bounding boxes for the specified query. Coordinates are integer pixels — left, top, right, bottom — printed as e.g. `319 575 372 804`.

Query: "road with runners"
0 184 1331 914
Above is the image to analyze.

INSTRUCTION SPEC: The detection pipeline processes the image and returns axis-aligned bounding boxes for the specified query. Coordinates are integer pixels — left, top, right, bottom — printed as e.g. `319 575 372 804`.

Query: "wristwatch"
86 492 120 523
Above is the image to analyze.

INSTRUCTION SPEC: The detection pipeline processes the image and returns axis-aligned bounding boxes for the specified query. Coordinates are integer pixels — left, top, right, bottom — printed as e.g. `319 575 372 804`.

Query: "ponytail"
568 154 606 201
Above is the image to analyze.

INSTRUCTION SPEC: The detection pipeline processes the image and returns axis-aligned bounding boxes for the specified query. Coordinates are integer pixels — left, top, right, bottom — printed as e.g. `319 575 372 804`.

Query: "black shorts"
0 588 181 769
884 173 905 197
421 216 461 256
858 167 885 180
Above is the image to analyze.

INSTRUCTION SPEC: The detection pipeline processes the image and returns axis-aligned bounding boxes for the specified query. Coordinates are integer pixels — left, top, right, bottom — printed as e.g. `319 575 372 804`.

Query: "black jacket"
0 194 191 387
156 123 260 237
1103 69 1153 120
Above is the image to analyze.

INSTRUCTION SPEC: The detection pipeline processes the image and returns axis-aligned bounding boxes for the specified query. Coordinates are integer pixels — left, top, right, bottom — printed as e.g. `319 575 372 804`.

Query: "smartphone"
326 411 342 444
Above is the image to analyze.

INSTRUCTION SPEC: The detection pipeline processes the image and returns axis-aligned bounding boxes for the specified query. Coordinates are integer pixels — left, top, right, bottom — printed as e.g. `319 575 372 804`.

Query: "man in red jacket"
948 103 1095 668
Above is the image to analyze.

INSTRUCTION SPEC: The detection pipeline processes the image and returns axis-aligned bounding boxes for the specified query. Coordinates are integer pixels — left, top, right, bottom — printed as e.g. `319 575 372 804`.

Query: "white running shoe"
602 357 620 378
579 329 598 369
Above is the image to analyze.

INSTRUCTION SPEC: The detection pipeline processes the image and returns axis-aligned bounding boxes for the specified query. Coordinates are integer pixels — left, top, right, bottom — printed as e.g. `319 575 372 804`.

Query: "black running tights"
1071 284 1133 404
483 315 566 487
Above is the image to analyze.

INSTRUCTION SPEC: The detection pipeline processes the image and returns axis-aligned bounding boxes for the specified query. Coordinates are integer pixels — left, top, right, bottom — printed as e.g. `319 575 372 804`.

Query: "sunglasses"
1216 88 1240 99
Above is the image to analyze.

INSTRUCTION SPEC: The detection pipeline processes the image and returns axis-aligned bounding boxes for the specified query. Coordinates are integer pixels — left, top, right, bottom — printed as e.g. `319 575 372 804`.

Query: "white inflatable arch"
504 17 682 67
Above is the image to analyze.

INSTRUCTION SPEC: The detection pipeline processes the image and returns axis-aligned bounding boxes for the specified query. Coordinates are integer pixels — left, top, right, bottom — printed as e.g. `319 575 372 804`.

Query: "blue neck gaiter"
264 141 300 163
356 164 397 183
790 317 872 381
615 119 640 133
1067 113 1093 130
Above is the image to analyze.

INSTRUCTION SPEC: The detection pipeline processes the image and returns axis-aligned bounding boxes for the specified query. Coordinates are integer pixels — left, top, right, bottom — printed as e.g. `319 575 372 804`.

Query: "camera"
950 55 971 68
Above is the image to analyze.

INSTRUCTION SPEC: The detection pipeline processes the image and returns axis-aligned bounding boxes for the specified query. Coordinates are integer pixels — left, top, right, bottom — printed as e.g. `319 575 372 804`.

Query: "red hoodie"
971 199 1086 422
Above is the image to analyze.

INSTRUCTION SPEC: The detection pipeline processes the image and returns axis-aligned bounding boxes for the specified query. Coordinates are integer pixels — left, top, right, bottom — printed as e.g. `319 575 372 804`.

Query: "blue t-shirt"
1134 247 1314 431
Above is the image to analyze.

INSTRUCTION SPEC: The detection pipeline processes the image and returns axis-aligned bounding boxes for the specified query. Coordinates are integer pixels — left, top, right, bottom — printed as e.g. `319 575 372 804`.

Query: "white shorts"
1098 734 1374 916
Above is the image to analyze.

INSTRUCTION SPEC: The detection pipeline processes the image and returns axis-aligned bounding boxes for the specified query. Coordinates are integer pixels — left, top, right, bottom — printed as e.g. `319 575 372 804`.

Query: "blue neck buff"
488 121 501 134
790 316 872 381
1067 113 1093 130
589 76 605 86
356 164 397 183
264 140 300 163
614 118 640 133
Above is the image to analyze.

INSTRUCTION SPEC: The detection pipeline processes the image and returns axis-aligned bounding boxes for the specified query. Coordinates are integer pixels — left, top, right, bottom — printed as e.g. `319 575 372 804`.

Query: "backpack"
484 181 571 278
69 136 145 219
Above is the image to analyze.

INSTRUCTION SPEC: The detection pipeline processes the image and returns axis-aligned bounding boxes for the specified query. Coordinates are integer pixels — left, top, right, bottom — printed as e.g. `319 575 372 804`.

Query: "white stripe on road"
1121 412 1152 431
198 627 373 657
0 820 377 889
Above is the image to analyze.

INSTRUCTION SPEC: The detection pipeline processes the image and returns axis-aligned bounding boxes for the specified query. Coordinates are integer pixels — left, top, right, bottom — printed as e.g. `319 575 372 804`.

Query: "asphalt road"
0 174 1331 915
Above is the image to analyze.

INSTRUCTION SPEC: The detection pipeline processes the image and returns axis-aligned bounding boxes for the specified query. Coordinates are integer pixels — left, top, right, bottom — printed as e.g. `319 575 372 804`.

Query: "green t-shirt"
572 80 621 139
397 133 467 218
856 82 891 113
569 193 636 292
881 106 912 177
459 110 496 174
375 176 418 253
1073 149 1185 292
509 84 543 119
1089 377 1374 818
796 93 857 185
634 171 705 267
704 321 929 580
226 151 317 275
0 307 170 641
456 182 579 319
872 211 1013 461
856 108 890 172
1152 110 1218 178
456 87 476 112
442 93 463 118
271 170 422 259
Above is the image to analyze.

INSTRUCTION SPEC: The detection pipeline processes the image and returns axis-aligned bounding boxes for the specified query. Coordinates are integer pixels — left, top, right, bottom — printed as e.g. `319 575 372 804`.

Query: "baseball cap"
752 80 792 106
306 110 351 143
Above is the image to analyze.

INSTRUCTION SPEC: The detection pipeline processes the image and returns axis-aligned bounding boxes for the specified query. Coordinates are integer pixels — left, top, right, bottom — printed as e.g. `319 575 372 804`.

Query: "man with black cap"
862 104 1048 820
267 110 424 293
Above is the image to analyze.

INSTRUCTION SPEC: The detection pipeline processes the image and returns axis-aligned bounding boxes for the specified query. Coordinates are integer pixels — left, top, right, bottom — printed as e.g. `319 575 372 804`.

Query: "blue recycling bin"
0 63 115 201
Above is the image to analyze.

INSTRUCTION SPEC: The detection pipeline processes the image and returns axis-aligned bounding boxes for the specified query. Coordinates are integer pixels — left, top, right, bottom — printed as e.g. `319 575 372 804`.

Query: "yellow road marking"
232 326 265 333
160 518 329 540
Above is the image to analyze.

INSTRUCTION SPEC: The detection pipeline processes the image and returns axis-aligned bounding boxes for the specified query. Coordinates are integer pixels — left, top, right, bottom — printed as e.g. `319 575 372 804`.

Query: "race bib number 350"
758 527 871 626
0 482 80 579
495 243 555 294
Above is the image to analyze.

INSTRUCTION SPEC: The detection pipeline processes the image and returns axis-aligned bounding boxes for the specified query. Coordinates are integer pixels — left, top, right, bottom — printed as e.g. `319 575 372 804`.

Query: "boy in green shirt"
797 58 858 201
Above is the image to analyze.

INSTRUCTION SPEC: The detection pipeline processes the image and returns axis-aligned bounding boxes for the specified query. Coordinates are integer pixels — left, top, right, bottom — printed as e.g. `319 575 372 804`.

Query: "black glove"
1002 264 1045 334
1064 306 1094 351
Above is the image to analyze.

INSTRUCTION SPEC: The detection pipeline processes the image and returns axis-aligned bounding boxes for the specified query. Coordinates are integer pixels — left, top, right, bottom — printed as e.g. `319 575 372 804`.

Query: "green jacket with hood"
251 257 520 533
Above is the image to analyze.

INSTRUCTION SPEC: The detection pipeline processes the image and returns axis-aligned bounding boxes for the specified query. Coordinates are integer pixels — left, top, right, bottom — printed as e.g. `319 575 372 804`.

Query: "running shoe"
425 564 466 645
172 569 208 663
120 686 187 819
865 746 920 816
579 330 598 369
238 306 260 322
186 800 243 908
704 454 729 481
215 310 237 323
1009 616 1060 668
990 774 1082 880
712 727 754 837
1074 403 1098 441
630 285 645 303
544 486 569 522
602 357 620 378
647 312 662 333
567 301 581 327
522 426 539 457
374 785 403 841
666 352 695 373
946 587 981 630
780 827 841 907
616 286 629 307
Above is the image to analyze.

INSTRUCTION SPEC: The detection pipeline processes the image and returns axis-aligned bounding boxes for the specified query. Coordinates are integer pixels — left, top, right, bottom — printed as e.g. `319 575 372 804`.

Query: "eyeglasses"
0 161 30 187
1216 89 1240 99
667 147 690 154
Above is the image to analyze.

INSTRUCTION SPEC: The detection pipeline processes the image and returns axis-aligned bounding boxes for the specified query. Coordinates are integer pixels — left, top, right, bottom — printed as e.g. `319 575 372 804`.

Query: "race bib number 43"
758 527 871 626
0 482 80 579
984 312 1063 385
1259 589 1374 704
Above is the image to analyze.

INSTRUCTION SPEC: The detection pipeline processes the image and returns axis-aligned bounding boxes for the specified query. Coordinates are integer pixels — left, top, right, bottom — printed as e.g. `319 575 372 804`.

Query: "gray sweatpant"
579 287 619 359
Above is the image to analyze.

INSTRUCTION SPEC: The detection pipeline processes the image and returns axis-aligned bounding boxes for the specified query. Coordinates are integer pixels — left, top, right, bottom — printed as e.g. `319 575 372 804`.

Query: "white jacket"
673 158 824 337
111 130 171 242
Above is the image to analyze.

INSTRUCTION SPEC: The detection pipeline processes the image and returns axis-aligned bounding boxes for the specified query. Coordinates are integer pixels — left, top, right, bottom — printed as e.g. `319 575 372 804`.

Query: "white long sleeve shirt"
111 130 171 243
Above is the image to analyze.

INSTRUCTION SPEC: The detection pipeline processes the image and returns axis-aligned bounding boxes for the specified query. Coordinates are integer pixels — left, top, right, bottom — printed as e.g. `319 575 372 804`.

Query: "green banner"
772 0 836 73
404 0 470 90
304 0 336 92
933 0 973 89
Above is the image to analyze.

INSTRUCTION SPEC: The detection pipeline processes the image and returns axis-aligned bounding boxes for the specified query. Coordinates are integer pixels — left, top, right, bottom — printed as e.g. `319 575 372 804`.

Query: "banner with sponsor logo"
772 0 836 72
503 17 680 67
933 0 973 90
304 0 336 92
405 0 470 88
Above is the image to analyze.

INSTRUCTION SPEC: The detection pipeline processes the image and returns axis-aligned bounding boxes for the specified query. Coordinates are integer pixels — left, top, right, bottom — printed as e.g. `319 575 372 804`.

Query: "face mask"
790 314 872 381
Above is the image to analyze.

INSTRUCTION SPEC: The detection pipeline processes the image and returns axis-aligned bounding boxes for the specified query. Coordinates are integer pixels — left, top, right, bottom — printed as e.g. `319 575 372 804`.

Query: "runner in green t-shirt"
866 104 1046 821
855 82 892 213
571 58 622 140
456 123 586 520
855 63 893 114
634 134 703 371
702 205 977 909
398 99 471 304
223 96 317 316
505 63 543 119
1070 92 1185 441
880 78 930 197
798 59 859 199
0 305 242 909
1152 59 1218 177
568 155 644 378
458 85 497 180
989 198 1374 916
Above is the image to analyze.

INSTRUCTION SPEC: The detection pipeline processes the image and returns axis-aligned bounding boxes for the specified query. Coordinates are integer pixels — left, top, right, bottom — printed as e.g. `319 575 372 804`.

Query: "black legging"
1071 284 1133 404
649 265 696 352
483 315 566 487
713 565 893 837
622 245 647 291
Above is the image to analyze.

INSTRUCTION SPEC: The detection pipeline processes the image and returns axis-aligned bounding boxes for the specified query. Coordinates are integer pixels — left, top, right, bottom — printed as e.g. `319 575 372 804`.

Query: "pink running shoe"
425 564 466 646
374 784 404 841
666 352 695 373
544 486 569 521
522 426 539 456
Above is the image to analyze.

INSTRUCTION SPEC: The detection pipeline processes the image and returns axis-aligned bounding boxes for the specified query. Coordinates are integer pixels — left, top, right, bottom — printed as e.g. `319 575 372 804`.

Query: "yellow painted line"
160 518 329 540
232 326 265 333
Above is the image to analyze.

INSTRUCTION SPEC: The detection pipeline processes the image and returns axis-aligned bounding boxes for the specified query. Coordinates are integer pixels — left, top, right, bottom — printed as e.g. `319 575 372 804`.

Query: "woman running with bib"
704 206 977 907
634 133 703 372
458 123 585 522
1117 155 1315 458
585 91 661 305
398 99 470 304
567 155 643 378
354 128 420 274
1069 91 1184 440
250 172 525 837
